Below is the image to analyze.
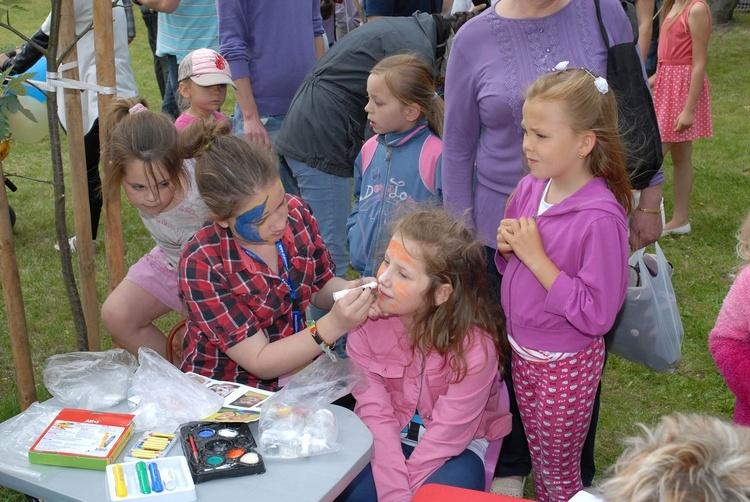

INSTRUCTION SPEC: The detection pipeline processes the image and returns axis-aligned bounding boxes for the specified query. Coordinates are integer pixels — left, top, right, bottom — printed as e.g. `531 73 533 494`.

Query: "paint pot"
239 452 260 465
206 439 231 452
218 428 239 438
206 455 224 466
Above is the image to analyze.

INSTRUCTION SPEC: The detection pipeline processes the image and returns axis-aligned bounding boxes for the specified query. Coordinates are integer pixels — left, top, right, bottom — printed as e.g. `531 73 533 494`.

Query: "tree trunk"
710 0 740 25
47 0 89 350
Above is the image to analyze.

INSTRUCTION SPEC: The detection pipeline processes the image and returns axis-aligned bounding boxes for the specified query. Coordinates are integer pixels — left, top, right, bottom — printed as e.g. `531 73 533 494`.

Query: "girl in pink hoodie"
340 209 512 502
709 210 750 427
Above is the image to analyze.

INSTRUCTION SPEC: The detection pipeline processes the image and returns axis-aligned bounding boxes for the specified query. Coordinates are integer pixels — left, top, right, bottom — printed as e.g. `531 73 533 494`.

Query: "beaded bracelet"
636 205 662 215
309 321 337 362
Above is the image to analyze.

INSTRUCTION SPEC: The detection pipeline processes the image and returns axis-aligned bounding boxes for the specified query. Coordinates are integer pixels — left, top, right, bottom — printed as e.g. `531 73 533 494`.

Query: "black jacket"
274 13 437 178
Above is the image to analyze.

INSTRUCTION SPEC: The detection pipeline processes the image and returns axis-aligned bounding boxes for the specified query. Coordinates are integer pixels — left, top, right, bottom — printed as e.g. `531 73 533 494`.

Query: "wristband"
636 205 661 215
309 321 337 362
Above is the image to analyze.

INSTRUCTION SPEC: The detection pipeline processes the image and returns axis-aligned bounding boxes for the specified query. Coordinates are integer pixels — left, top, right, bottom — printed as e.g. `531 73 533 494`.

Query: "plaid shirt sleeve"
181 248 260 353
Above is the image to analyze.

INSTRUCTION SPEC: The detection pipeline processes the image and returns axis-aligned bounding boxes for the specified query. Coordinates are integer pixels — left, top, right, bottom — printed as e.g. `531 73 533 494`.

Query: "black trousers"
140 7 168 99
486 246 600 486
83 119 102 240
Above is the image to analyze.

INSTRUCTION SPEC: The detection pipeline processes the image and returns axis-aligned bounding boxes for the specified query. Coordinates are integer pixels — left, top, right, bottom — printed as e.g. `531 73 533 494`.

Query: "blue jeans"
287 158 352 357
162 55 180 119
336 443 485 501
232 108 299 196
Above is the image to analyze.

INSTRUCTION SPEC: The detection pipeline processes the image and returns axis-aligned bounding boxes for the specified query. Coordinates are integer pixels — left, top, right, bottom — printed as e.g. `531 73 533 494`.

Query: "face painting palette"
178 421 265 483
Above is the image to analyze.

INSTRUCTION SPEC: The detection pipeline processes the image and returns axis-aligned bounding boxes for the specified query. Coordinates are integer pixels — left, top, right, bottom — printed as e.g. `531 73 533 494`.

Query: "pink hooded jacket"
709 265 750 426
347 316 511 501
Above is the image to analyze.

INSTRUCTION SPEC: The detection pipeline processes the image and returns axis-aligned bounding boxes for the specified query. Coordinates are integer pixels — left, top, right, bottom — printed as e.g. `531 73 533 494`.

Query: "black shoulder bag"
594 0 663 190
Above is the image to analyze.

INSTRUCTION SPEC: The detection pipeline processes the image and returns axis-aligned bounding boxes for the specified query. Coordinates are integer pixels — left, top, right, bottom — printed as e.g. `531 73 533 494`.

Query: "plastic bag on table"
42 348 138 410
129 347 223 431
258 355 365 459
607 242 684 372
0 401 64 480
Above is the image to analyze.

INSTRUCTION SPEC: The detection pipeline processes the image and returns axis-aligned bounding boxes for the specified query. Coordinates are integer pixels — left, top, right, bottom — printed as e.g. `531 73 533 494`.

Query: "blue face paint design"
233 195 269 243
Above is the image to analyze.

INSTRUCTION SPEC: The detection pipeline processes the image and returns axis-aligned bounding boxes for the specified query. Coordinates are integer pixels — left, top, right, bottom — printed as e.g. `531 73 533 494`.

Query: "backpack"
621 0 640 43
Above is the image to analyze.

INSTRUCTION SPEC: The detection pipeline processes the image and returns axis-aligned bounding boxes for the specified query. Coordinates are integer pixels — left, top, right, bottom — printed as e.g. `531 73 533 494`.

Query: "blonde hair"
370 53 444 138
525 68 633 215
176 119 279 220
595 414 750 502
736 210 750 271
101 97 186 204
391 209 508 382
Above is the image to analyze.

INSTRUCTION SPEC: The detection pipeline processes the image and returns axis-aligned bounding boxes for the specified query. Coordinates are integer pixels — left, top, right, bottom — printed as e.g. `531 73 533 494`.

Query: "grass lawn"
1 2 749 500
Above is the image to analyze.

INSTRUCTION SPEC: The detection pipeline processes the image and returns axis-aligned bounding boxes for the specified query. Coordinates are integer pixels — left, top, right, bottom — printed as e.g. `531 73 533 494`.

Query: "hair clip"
128 103 147 115
593 76 609 94
553 61 569 72
432 92 439 101
203 140 213 151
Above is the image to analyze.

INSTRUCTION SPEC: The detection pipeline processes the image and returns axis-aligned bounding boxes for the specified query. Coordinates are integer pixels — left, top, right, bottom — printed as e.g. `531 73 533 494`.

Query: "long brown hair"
392 209 508 382
101 97 185 203
370 53 444 138
176 119 279 220
525 68 633 214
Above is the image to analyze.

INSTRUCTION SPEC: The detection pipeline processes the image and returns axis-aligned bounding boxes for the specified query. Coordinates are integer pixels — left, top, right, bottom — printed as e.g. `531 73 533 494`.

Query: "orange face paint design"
376 235 431 321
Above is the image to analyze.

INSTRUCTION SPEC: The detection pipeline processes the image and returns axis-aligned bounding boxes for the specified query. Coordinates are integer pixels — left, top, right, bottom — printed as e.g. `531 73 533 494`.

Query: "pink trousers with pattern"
512 337 605 502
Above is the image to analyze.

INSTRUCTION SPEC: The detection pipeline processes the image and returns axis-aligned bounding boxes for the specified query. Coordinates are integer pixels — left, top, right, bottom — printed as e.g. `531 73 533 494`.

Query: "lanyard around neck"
241 239 301 332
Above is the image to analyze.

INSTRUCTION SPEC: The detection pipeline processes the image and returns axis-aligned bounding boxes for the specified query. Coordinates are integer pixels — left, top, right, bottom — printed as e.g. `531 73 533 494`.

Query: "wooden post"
93 0 125 295
59 3 100 352
0 160 37 411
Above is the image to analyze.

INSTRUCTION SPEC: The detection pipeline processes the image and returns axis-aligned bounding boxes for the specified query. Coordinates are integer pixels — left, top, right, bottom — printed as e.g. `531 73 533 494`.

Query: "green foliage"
0 67 39 139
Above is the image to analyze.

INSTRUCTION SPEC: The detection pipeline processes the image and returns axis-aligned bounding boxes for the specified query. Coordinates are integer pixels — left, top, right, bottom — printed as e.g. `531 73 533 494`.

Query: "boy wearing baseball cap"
175 48 236 131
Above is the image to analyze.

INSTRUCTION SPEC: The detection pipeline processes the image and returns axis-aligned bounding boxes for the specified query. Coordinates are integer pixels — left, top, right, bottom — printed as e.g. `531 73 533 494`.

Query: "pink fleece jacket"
708 265 750 426
347 316 512 502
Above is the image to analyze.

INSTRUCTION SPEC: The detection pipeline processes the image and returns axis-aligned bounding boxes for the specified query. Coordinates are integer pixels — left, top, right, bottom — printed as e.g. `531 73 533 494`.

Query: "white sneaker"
54 236 77 252
491 476 526 497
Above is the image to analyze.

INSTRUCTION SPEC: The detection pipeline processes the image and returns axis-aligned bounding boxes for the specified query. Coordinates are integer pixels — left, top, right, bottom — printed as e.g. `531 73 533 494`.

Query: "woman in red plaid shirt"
176 120 376 390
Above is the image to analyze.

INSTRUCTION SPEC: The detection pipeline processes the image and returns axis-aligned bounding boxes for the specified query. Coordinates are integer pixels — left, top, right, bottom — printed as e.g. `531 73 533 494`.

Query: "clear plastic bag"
258 356 365 459
42 348 138 410
129 348 223 431
607 242 684 372
0 401 63 481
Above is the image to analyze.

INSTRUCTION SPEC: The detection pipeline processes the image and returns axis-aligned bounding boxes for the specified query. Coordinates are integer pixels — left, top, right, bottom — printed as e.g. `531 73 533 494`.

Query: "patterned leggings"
512 337 605 502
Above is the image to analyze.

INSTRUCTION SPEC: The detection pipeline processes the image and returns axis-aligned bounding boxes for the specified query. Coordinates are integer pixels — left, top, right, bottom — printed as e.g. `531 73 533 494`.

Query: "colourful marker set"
179 421 265 484
105 456 196 501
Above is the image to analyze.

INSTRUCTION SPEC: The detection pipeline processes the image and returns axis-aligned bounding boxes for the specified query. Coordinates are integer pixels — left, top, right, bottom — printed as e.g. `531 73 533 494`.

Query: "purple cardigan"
495 176 629 352
443 0 635 248
217 0 324 116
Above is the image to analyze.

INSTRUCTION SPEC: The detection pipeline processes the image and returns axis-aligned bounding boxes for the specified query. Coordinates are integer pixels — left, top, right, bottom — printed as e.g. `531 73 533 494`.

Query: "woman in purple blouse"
442 0 664 496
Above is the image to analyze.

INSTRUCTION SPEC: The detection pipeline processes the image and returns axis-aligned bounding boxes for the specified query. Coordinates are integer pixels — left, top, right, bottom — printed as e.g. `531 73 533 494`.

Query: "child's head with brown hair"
102 97 186 214
375 209 507 381
177 119 285 242
366 53 444 138
524 68 633 214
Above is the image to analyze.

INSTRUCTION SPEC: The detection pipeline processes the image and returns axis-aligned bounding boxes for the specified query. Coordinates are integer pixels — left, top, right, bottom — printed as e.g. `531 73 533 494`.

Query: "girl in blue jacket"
347 54 443 277
495 68 633 502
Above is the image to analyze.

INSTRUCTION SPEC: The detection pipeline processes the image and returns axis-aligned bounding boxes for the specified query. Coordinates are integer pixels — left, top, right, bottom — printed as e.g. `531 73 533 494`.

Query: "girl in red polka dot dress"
651 0 712 236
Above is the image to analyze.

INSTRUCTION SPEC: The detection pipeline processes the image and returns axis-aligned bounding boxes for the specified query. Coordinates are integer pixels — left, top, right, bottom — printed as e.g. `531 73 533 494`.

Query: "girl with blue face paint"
175 119 378 390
